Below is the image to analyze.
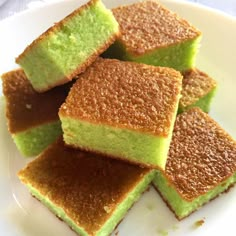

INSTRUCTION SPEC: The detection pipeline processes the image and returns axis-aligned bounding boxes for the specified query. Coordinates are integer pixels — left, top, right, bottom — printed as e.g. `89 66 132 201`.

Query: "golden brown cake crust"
179 68 217 108
112 0 201 56
59 58 182 137
2 69 70 133
165 108 236 201
18 138 151 235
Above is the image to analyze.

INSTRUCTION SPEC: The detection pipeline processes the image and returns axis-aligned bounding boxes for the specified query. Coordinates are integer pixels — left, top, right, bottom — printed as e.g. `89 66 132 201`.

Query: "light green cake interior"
13 120 62 157
178 87 217 114
103 37 201 72
153 171 236 219
24 170 155 236
17 0 119 91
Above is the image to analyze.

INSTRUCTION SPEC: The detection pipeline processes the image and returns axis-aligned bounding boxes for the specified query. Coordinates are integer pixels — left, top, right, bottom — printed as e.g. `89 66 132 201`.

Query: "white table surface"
0 0 236 20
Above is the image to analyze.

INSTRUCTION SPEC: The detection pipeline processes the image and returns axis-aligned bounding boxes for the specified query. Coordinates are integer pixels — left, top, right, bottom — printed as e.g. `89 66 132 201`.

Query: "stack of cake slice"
1 0 235 235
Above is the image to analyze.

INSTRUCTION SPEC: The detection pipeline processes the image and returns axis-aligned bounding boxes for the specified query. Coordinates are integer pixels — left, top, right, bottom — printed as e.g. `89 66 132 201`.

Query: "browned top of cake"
60 58 182 137
165 108 236 201
18 138 152 235
2 69 70 133
179 68 217 108
112 1 201 55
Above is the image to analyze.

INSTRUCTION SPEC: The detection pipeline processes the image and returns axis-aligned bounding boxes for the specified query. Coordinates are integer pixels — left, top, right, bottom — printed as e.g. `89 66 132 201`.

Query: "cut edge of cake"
13 120 62 157
153 171 236 220
60 115 178 170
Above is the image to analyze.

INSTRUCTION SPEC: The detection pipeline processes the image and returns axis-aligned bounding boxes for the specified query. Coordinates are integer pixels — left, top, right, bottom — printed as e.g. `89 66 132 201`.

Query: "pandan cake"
1 69 70 157
103 0 201 71
59 58 182 169
153 107 236 220
178 68 217 113
16 0 120 92
18 138 155 236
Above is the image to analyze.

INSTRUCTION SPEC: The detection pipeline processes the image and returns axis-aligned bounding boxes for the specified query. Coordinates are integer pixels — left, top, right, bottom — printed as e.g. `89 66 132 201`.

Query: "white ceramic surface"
0 0 236 236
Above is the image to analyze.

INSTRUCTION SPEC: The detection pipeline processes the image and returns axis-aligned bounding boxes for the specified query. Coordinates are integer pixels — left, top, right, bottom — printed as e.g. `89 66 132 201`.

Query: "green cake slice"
18 138 155 236
103 0 201 71
1 69 70 157
16 0 119 92
59 58 182 169
153 108 236 220
178 68 217 113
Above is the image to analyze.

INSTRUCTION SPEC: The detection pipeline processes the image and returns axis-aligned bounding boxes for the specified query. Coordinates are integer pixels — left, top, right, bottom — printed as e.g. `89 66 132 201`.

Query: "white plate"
0 1 236 236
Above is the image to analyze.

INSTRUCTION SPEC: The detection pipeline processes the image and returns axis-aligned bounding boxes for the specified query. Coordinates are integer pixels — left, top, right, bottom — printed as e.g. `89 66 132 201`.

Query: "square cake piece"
16 0 119 92
59 58 182 169
103 0 201 71
178 68 217 113
1 69 70 157
153 108 236 219
18 138 155 236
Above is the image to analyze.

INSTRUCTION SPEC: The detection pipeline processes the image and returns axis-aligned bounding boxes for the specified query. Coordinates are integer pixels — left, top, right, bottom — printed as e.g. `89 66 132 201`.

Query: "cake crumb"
171 224 179 231
104 206 111 213
146 202 154 211
157 229 168 236
25 104 32 109
193 218 205 228
115 229 119 236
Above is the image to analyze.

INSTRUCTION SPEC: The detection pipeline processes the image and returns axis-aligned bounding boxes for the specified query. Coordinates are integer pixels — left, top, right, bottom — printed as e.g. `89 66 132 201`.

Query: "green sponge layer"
13 121 62 157
104 37 201 72
60 115 175 169
153 171 236 219
16 0 119 91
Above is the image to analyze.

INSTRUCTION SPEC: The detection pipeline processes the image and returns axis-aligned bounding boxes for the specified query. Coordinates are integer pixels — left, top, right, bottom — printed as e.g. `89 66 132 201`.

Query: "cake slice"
178 68 217 113
103 0 201 71
153 108 236 220
16 0 119 92
18 138 155 236
1 69 70 157
59 58 182 169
